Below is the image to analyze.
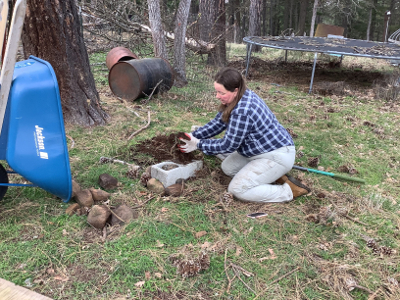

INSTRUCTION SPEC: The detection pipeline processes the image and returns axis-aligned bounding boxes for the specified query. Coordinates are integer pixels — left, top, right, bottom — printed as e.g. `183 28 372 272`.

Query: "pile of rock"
66 177 136 230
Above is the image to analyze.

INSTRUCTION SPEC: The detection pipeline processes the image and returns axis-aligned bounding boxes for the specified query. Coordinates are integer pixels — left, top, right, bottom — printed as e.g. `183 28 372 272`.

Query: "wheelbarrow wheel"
0 163 9 201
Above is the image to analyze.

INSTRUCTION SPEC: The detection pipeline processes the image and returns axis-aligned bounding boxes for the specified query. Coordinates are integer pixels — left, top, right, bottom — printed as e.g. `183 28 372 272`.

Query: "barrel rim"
106 47 139 70
108 60 143 100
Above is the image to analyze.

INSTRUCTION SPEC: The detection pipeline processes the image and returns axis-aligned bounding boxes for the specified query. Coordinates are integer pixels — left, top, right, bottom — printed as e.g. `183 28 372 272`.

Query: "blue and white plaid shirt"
192 89 294 157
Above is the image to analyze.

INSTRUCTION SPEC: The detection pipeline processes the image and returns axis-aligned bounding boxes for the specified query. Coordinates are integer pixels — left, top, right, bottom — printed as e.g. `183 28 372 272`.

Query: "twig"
367 288 381 300
140 79 163 105
231 263 256 294
230 263 253 277
354 284 374 294
109 209 126 223
66 134 75 149
269 267 300 285
328 198 368 226
344 215 368 226
167 221 187 232
226 275 236 293
127 110 151 140
102 226 107 239
224 249 232 293
99 156 137 167
131 196 156 209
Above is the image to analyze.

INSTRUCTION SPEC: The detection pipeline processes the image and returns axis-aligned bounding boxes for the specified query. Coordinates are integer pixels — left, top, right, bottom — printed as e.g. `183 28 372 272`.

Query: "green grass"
1 43 400 299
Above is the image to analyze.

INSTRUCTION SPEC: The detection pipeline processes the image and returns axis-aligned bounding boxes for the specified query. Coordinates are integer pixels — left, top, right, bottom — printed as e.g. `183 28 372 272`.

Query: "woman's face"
214 82 238 105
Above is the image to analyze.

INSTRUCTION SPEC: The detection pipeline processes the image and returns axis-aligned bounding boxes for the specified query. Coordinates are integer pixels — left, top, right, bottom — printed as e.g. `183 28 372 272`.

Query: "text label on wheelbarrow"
34 125 48 159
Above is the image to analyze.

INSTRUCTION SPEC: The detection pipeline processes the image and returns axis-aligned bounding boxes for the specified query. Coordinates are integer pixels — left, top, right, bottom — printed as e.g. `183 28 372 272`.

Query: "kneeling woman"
179 67 310 202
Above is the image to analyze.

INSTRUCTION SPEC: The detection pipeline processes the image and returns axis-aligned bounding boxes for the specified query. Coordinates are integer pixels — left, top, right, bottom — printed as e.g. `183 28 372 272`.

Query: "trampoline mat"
244 36 400 60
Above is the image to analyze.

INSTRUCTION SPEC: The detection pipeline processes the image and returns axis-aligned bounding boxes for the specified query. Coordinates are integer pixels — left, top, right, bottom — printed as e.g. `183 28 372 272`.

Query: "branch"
127 110 151 140
269 267 300 285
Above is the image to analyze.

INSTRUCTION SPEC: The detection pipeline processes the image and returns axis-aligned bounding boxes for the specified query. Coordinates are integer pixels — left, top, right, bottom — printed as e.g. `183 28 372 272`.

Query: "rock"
110 204 138 226
89 188 110 202
164 181 185 197
72 179 82 198
75 189 94 207
65 203 80 216
98 173 118 190
76 206 90 216
147 178 165 194
87 205 111 229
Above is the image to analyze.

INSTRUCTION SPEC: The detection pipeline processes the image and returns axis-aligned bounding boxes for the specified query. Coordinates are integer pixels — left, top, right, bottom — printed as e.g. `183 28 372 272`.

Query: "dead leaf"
244 227 253 235
46 268 55 275
259 257 269 262
135 281 145 287
298 146 304 151
156 240 165 248
235 246 243 256
161 207 169 212
268 248 277 259
195 231 207 238
145 272 151 280
62 229 69 236
154 272 162 279
201 241 211 249
54 275 69 282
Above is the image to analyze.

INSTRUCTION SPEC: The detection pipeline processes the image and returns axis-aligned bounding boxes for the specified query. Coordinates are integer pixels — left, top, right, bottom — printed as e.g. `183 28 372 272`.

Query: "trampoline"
243 36 400 93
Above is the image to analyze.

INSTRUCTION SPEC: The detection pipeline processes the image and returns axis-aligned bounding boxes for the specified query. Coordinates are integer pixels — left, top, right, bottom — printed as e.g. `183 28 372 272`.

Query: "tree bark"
309 0 318 37
173 0 191 87
233 0 241 43
366 8 372 40
298 0 309 36
199 0 226 66
22 0 108 126
370 0 378 41
249 0 263 51
269 0 275 35
283 0 290 30
148 0 168 59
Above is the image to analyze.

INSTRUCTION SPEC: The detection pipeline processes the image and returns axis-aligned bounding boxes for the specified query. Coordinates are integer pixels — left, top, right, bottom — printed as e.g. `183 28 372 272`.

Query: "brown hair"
214 67 247 123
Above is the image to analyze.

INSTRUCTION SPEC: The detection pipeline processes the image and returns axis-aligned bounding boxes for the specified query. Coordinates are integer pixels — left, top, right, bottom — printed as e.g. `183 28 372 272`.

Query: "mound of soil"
131 133 200 165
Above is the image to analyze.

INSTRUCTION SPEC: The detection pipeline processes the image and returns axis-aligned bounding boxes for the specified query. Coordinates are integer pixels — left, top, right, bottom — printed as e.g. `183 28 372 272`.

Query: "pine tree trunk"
22 0 108 126
233 0 241 43
283 0 290 30
370 0 378 41
173 0 191 87
148 0 168 59
289 0 294 29
298 0 309 36
366 8 372 40
309 0 318 37
249 0 263 51
199 0 226 66
262 0 267 36
269 0 275 35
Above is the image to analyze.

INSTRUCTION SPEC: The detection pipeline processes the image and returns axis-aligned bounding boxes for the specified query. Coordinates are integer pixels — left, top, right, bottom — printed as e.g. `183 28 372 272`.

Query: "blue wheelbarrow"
0 56 72 202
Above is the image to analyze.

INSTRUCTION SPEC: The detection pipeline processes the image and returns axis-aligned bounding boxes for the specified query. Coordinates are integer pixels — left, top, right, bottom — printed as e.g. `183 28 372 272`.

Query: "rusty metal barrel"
106 47 138 70
108 58 174 101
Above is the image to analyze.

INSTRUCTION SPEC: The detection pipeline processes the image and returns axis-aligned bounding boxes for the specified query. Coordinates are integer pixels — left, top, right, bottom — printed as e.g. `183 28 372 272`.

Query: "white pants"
221 146 296 203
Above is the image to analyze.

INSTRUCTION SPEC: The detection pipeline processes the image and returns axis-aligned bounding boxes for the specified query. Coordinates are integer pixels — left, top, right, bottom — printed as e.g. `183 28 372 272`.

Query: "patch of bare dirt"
228 58 389 98
130 133 202 165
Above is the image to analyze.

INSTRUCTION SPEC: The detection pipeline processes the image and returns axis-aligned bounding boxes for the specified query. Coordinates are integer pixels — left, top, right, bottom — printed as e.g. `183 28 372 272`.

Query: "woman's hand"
178 133 200 153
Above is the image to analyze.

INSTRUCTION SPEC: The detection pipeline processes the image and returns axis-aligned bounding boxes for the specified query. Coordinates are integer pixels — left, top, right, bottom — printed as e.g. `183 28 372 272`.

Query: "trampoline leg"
245 43 253 79
309 52 318 94
285 50 288 62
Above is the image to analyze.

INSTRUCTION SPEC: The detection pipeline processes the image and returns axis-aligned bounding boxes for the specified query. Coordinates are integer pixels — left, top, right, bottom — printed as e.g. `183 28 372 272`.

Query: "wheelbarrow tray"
2 56 72 201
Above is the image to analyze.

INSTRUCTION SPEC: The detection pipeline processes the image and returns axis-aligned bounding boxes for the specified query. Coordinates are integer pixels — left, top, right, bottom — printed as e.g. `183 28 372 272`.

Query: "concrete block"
151 160 203 188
